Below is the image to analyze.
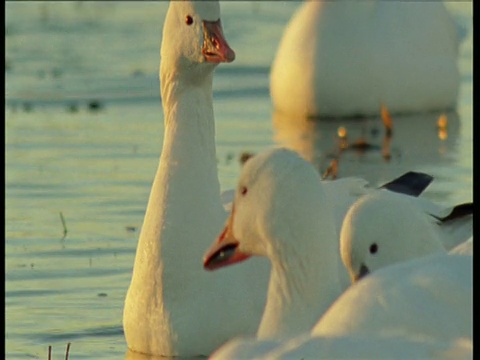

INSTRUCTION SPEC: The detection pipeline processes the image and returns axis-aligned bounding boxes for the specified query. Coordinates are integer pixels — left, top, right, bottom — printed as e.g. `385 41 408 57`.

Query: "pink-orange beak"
203 207 250 270
202 19 235 63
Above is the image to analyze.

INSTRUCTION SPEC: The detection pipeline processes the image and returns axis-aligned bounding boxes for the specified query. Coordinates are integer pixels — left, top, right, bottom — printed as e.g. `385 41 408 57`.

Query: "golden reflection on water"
272 110 461 188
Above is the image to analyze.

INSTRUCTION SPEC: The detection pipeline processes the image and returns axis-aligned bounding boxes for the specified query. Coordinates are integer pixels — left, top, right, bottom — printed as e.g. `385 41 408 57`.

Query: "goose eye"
185 15 193 25
369 243 378 255
240 186 248 196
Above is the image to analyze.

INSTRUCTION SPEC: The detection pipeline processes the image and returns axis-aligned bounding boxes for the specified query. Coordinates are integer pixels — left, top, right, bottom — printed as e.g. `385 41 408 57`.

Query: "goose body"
210 255 472 359
212 254 471 359
270 1 460 117
312 254 472 343
123 2 270 356
211 332 472 360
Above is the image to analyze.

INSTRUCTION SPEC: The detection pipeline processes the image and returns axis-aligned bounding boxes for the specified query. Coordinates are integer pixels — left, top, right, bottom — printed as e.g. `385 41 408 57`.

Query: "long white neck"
128 64 225 308
257 205 342 339
160 65 218 170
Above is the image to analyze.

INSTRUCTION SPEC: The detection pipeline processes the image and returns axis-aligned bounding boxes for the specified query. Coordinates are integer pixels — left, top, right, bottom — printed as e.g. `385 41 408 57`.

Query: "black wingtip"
435 202 474 223
379 171 434 197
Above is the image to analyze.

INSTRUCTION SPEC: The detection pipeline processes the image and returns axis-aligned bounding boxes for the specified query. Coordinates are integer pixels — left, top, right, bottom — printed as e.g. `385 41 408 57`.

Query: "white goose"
204 148 471 359
270 1 461 117
204 147 343 339
123 1 271 356
339 190 473 282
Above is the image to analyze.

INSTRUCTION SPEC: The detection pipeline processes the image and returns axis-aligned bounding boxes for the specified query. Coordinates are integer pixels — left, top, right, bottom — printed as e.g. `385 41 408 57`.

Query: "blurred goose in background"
270 1 461 118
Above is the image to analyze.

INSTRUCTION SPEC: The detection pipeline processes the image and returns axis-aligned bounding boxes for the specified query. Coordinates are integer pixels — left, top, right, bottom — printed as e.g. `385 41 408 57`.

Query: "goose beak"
203 208 250 270
202 19 235 63
352 263 370 283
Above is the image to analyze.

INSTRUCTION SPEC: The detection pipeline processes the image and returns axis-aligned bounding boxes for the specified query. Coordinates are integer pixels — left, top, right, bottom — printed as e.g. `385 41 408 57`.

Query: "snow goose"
270 1 460 117
204 147 344 339
340 191 473 282
123 1 271 356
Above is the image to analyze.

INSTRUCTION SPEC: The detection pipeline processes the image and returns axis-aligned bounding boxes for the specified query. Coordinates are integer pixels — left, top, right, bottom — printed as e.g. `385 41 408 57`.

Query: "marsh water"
5 2 472 359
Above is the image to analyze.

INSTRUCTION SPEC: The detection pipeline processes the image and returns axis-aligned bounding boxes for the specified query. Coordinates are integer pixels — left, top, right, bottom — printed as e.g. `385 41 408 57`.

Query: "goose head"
204 148 332 271
161 1 235 82
340 192 446 283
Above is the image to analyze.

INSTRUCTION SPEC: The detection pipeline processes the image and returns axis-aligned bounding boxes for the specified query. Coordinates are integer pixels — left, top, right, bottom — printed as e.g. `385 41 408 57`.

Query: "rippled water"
5 2 472 359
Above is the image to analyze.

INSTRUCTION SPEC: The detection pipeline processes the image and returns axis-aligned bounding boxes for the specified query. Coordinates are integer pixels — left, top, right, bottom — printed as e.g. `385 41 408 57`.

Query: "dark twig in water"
47 343 71 360
59 212 68 240
65 342 71 360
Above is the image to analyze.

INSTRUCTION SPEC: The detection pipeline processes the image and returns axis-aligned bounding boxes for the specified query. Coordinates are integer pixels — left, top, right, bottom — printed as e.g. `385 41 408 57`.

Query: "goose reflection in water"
272 109 460 184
